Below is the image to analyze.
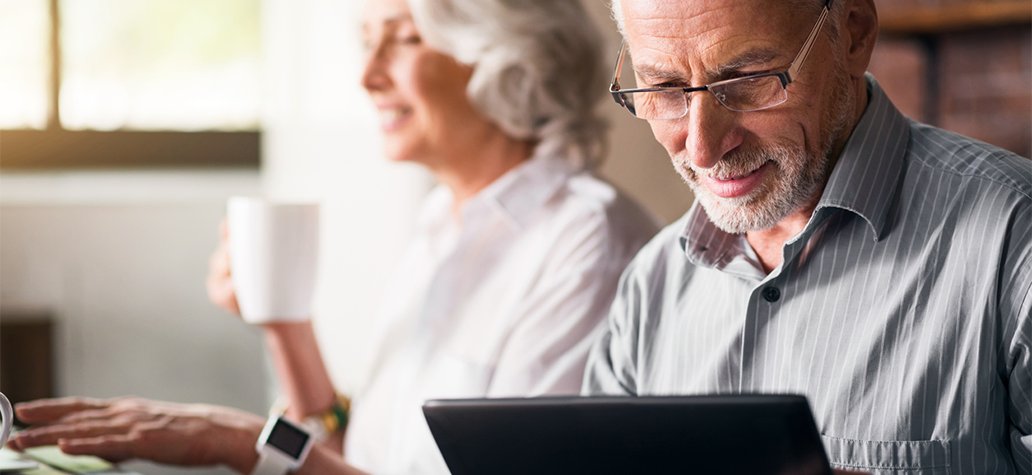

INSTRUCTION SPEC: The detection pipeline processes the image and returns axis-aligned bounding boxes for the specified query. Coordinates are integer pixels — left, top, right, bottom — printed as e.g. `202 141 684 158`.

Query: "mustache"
680 146 787 182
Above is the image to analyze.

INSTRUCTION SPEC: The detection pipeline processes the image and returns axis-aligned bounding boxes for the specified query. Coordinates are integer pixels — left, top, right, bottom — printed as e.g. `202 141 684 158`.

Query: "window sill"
0 129 260 170
0 168 261 205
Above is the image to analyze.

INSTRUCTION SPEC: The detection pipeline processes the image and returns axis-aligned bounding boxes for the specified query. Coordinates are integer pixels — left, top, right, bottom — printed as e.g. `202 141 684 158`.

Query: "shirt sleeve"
581 217 682 397
1008 295 1032 472
581 259 644 396
484 210 645 398
1002 199 1032 471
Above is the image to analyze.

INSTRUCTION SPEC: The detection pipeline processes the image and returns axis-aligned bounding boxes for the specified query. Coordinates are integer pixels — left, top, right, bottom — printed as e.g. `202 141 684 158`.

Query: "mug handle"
0 392 12 447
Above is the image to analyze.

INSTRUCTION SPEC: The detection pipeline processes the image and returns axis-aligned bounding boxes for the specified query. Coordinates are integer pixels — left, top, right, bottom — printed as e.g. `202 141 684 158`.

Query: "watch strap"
271 394 350 444
250 450 294 475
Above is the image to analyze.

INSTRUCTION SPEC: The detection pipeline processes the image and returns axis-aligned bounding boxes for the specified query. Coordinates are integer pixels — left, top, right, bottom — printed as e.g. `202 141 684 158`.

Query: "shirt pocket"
821 435 951 475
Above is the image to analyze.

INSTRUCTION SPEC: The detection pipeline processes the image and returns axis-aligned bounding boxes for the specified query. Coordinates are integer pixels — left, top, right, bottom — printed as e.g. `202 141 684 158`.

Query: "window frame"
0 0 260 170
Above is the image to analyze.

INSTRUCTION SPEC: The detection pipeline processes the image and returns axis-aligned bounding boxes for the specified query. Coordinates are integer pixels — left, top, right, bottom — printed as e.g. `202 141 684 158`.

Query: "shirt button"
762 287 781 302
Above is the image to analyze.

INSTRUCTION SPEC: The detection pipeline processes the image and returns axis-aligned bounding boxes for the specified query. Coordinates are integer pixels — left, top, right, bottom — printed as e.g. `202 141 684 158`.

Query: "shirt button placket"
742 284 780 390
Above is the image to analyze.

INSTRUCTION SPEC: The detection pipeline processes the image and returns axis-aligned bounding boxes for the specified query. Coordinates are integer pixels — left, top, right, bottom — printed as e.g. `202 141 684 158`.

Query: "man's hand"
206 219 241 316
6 396 264 473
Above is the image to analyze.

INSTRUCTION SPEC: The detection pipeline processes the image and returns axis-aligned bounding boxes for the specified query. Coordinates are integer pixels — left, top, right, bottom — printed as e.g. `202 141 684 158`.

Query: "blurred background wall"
0 1 1028 474
867 0 1031 158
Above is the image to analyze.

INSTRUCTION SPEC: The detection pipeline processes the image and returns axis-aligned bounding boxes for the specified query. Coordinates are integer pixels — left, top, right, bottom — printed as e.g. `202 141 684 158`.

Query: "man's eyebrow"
632 63 684 81
712 48 783 77
633 48 788 84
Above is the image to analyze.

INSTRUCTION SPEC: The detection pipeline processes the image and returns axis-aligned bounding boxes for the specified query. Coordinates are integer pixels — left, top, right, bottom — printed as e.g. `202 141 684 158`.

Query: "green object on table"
16 464 68 475
21 446 114 474
0 445 40 471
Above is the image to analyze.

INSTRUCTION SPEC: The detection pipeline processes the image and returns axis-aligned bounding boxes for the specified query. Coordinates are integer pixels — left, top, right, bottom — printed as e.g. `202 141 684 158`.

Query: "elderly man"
585 0 1031 473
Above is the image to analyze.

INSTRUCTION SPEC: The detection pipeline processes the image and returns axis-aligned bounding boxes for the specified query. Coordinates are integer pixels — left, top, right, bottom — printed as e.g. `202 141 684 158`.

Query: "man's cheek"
650 126 685 161
670 153 696 185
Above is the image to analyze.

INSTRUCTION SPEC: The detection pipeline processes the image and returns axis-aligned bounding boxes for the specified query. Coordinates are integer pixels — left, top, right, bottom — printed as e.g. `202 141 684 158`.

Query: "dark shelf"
879 2 1032 35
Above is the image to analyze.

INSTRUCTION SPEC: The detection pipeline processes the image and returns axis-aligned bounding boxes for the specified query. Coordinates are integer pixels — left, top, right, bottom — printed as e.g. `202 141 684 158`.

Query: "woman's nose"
361 45 390 92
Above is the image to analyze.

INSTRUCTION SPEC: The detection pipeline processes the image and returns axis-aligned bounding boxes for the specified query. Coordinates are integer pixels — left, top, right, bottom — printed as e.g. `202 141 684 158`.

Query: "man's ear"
842 0 879 79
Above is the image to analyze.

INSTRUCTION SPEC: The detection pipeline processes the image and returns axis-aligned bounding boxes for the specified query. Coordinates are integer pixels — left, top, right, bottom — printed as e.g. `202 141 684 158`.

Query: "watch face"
267 419 310 459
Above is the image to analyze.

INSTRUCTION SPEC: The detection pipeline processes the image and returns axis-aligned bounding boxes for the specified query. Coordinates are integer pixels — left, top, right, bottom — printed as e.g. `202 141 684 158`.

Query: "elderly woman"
8 0 658 474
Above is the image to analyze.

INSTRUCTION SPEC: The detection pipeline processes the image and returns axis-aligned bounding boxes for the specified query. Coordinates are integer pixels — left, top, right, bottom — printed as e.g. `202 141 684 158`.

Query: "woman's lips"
701 161 771 198
377 106 412 132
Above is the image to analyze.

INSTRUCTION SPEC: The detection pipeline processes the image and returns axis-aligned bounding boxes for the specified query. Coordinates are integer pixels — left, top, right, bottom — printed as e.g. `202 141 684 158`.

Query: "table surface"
1 446 142 475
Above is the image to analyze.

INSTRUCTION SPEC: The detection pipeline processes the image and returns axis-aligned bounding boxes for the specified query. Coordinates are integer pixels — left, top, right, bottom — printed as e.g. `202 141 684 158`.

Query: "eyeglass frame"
609 0 834 119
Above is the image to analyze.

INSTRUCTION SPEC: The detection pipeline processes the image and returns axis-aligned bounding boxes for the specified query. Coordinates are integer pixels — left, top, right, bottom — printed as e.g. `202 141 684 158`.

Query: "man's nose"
685 91 742 170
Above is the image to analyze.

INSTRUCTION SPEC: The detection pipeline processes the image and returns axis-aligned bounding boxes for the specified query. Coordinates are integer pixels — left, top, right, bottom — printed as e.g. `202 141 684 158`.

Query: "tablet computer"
423 394 831 475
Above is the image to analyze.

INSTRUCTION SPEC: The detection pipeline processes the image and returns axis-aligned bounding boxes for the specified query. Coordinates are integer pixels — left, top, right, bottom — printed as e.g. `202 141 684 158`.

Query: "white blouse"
343 153 659 475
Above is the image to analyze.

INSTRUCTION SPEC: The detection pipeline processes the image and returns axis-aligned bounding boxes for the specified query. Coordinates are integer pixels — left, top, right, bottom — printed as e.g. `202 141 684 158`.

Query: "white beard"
675 72 854 234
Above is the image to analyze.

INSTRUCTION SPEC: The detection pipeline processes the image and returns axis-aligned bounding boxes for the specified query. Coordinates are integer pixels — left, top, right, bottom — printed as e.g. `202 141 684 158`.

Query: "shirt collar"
815 73 910 242
416 150 578 235
682 74 911 270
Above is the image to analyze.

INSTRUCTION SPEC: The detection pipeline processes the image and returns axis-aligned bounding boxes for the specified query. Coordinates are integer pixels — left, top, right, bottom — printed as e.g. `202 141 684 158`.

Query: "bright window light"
0 0 50 130
60 0 261 131
0 0 262 132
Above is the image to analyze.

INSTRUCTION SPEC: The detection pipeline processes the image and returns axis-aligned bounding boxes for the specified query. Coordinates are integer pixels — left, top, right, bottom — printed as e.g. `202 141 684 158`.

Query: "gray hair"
610 0 843 40
408 0 609 169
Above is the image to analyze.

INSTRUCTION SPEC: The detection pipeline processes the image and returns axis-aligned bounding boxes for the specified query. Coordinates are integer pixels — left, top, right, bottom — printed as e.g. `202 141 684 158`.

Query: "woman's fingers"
55 418 182 465
207 221 241 315
14 397 111 424
207 271 241 315
59 435 135 464
219 218 229 243
9 418 133 450
8 396 264 471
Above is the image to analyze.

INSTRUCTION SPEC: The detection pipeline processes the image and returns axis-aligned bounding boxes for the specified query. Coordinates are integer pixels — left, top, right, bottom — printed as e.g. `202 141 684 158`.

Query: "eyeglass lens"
619 75 789 120
712 77 788 112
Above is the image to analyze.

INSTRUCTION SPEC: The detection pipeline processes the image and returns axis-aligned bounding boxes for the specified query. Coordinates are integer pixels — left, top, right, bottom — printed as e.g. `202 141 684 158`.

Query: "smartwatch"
251 415 315 475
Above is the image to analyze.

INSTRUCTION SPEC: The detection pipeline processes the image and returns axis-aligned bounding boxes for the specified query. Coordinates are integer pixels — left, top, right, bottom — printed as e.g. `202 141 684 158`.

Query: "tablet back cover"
422 394 831 475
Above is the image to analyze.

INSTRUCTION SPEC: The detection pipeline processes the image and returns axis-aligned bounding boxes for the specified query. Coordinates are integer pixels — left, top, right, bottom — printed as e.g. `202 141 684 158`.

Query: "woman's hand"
7 397 264 473
206 219 241 316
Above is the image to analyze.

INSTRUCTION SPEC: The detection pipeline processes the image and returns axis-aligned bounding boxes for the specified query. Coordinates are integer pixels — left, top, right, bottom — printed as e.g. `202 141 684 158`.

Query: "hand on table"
207 219 241 316
6 396 264 473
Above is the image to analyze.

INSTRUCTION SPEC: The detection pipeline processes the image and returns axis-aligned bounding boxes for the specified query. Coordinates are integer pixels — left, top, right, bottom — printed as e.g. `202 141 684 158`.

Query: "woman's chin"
382 145 430 167
383 152 410 163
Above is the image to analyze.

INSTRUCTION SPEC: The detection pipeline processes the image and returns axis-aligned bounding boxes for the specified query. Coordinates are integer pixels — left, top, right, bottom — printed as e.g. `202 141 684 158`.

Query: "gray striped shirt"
583 76 1032 474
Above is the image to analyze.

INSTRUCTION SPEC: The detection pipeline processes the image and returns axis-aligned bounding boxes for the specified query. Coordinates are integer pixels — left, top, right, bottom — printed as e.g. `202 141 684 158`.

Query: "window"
0 0 261 169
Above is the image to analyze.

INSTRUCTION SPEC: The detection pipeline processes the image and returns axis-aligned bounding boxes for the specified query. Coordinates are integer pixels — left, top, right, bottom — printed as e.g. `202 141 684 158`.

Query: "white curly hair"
408 0 609 169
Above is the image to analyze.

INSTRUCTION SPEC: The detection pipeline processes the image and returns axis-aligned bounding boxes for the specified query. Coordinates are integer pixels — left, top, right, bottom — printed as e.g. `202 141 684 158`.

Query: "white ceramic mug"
0 391 13 447
227 197 320 324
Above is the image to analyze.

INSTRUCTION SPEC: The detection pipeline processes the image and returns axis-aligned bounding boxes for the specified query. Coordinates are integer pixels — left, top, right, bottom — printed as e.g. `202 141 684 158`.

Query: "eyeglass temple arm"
610 40 628 104
786 0 832 83
611 40 628 91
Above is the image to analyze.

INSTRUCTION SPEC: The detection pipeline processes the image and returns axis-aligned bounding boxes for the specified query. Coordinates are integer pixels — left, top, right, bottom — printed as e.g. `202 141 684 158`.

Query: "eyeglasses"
610 0 833 120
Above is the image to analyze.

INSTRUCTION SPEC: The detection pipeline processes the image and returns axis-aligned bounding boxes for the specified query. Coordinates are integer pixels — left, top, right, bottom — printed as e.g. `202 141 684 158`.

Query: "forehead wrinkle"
624 1 799 85
698 32 787 76
623 1 735 40
628 37 695 85
633 29 790 85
